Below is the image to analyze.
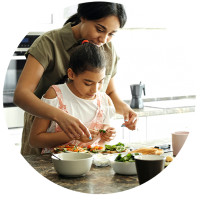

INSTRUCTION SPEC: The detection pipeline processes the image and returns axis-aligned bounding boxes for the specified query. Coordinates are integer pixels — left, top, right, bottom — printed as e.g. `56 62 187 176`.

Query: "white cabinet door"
146 112 194 141
110 117 147 144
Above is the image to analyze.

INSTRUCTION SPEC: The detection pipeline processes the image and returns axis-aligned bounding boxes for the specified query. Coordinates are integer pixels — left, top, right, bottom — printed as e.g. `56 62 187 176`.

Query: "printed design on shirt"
41 85 104 154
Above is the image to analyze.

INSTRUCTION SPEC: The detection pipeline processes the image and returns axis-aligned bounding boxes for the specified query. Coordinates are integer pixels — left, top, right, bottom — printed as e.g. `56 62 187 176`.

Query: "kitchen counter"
115 96 196 118
23 140 173 194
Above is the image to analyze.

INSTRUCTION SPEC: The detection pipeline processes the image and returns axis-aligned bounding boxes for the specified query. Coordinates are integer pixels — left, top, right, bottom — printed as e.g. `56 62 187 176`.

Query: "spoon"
52 153 62 160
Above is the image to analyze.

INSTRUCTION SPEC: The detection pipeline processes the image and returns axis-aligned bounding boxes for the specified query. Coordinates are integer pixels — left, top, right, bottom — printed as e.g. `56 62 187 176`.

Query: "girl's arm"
14 54 91 139
29 117 71 148
106 77 138 130
29 87 72 148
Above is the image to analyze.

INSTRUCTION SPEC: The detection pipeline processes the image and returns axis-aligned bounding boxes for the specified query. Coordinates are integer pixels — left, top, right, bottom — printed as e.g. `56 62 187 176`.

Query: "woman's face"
79 15 120 46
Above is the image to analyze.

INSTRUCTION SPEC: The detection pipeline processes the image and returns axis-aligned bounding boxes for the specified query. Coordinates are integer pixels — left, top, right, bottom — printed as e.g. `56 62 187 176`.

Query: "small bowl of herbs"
109 152 142 175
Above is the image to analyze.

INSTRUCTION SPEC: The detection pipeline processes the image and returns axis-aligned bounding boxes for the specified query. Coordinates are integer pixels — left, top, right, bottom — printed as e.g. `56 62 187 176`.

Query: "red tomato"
98 146 103 150
88 145 92 149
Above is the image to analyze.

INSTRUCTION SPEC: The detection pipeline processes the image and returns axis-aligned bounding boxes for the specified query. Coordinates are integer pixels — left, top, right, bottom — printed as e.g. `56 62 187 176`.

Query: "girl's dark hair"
64 2 127 28
69 39 106 76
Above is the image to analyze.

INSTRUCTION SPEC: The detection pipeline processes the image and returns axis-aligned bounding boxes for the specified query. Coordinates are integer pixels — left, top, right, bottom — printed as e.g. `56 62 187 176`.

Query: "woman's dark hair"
69 39 106 76
64 2 127 28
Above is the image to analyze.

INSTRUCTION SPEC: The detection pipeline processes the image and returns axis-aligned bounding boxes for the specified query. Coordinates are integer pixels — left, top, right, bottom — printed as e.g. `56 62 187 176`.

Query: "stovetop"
154 144 173 153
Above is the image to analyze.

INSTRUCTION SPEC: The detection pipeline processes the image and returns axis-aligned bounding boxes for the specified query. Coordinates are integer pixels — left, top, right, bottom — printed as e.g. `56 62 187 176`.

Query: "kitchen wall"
112 28 197 100
9 4 196 151
30 4 196 100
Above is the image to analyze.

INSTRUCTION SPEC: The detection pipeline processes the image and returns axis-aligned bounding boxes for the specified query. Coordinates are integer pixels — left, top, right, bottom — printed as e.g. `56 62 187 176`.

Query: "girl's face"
79 15 120 46
68 68 106 100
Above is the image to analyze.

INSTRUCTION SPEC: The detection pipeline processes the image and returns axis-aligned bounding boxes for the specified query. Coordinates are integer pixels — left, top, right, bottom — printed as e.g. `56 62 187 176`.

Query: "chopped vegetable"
115 153 137 162
105 142 126 151
99 129 106 133
116 146 125 152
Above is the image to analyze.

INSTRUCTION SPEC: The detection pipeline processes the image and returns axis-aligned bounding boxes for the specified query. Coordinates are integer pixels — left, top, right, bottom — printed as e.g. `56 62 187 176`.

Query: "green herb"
73 145 77 150
99 129 106 133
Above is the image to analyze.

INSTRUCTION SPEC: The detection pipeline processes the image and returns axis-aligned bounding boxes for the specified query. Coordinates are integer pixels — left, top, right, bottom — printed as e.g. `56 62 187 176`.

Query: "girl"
29 40 116 153
14 2 138 155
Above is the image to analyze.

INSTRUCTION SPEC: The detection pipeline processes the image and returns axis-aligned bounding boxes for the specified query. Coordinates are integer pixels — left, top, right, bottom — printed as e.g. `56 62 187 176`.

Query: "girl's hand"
101 127 116 142
79 129 99 143
56 111 92 140
121 106 138 130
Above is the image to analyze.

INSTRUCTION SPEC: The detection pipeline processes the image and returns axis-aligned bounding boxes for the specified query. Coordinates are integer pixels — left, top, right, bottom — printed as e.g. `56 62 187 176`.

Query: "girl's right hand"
56 110 92 140
79 129 99 143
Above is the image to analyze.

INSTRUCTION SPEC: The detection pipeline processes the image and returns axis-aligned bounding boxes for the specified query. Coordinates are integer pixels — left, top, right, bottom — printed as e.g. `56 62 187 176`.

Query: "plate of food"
101 142 129 154
52 145 105 154
52 142 128 154
129 147 164 155
52 145 89 154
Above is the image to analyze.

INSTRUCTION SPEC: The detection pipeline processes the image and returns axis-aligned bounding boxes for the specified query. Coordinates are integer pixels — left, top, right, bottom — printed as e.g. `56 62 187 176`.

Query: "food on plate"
52 145 104 154
114 153 140 162
88 145 104 153
102 142 128 154
52 145 88 154
51 142 128 154
165 155 174 167
130 147 164 155
166 156 174 162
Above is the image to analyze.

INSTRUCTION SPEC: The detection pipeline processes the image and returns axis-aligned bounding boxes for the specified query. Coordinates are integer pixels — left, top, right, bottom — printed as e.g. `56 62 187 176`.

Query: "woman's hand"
121 106 138 130
101 127 116 142
78 129 99 143
106 77 138 131
56 111 92 140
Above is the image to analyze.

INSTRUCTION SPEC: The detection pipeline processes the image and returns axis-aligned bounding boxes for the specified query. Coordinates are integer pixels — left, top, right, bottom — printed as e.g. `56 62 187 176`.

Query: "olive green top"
25 22 120 98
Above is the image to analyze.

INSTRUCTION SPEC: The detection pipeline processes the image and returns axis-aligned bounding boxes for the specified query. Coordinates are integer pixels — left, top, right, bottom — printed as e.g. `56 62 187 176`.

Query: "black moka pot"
130 82 146 108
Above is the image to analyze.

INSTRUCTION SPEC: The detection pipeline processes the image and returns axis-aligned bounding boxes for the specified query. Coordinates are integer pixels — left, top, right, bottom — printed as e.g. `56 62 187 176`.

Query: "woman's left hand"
121 106 138 130
101 127 116 142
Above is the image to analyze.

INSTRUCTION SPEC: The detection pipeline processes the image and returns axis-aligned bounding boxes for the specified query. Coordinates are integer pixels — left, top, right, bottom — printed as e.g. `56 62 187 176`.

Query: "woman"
14 2 138 155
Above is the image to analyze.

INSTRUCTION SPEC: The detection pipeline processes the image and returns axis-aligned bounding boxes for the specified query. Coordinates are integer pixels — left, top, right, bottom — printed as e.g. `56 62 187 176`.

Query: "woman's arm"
106 77 138 130
14 54 91 139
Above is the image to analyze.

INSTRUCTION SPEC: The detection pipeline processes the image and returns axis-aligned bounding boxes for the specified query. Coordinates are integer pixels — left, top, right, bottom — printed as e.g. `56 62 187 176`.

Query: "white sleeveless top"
41 83 116 133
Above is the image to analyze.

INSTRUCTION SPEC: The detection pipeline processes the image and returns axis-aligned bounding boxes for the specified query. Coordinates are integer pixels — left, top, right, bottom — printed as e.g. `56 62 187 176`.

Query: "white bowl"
52 153 93 177
109 152 140 175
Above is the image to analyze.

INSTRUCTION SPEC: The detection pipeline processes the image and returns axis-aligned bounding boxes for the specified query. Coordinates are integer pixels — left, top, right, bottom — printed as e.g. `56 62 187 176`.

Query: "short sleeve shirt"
25 22 120 99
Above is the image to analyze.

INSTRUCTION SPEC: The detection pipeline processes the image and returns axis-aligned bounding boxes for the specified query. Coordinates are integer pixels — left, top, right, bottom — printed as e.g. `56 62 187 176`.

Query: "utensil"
52 153 62 160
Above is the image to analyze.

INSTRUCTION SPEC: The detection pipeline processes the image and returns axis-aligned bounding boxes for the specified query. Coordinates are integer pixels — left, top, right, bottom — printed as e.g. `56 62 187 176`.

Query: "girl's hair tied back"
82 40 89 44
